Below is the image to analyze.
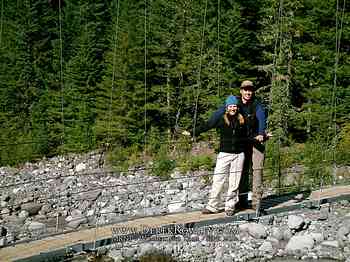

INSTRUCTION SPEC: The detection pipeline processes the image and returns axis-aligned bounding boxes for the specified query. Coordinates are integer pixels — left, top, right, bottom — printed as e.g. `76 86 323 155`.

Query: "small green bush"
336 123 350 165
265 138 336 191
178 154 215 173
190 155 215 171
152 157 176 179
106 145 141 171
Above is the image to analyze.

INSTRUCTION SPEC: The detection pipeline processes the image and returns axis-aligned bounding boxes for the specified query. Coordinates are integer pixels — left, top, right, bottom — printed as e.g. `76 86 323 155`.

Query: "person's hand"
182 130 191 136
265 132 273 140
255 135 264 143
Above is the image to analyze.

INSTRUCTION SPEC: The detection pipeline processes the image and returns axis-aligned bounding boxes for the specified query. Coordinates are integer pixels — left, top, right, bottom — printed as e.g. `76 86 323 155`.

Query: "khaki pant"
252 146 264 205
239 146 265 207
206 152 245 212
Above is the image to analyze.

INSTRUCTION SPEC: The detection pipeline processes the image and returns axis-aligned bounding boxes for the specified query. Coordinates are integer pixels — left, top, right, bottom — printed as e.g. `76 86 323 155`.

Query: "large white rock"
321 240 339 248
287 214 305 230
259 241 274 253
28 222 47 234
271 227 283 240
75 163 86 172
18 210 29 219
21 203 42 216
138 243 156 256
168 202 185 213
285 235 314 251
0 237 7 247
247 223 267 239
66 216 87 229
309 232 324 244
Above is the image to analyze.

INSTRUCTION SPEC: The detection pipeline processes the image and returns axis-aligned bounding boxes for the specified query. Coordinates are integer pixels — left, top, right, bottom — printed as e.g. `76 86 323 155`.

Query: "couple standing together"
184 80 271 217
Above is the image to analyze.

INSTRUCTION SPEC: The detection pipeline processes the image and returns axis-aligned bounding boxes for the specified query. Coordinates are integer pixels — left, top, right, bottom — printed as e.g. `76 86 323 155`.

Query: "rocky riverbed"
0 151 349 262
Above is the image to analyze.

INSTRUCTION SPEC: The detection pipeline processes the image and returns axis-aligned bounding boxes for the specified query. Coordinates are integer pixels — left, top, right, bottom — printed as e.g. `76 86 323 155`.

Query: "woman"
183 95 247 216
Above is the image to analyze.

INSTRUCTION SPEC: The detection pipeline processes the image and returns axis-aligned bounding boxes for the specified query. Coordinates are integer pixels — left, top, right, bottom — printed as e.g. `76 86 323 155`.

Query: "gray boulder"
287 214 305 231
0 237 7 247
259 241 274 253
21 203 43 216
285 235 314 252
271 227 283 240
283 228 293 241
309 232 324 244
28 221 47 235
247 223 267 239
18 210 29 219
321 240 339 248
66 216 87 229
138 243 157 256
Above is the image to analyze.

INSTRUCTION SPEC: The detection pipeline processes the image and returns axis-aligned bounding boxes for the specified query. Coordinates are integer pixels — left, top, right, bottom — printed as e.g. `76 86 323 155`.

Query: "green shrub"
106 145 140 171
336 123 350 165
152 157 176 179
145 126 166 157
178 154 215 173
190 155 215 171
265 138 335 191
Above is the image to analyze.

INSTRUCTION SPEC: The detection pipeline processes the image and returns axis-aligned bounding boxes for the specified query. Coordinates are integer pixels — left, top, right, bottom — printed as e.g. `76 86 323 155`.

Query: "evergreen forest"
0 0 349 182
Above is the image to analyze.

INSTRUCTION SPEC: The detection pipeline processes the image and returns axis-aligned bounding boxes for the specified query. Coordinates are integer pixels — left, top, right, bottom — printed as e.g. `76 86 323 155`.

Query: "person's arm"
183 105 225 137
207 105 225 127
192 105 225 137
255 103 266 136
252 103 267 142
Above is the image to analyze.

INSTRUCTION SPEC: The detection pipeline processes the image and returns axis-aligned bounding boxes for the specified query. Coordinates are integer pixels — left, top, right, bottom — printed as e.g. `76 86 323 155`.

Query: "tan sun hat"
240 80 254 89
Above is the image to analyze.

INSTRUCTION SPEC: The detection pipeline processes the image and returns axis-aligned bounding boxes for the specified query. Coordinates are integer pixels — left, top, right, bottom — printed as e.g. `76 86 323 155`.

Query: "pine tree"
0 0 61 162
63 0 110 152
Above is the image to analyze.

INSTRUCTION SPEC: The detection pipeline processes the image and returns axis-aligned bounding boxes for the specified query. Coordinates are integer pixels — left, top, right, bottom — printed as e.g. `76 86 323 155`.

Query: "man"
207 80 269 214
